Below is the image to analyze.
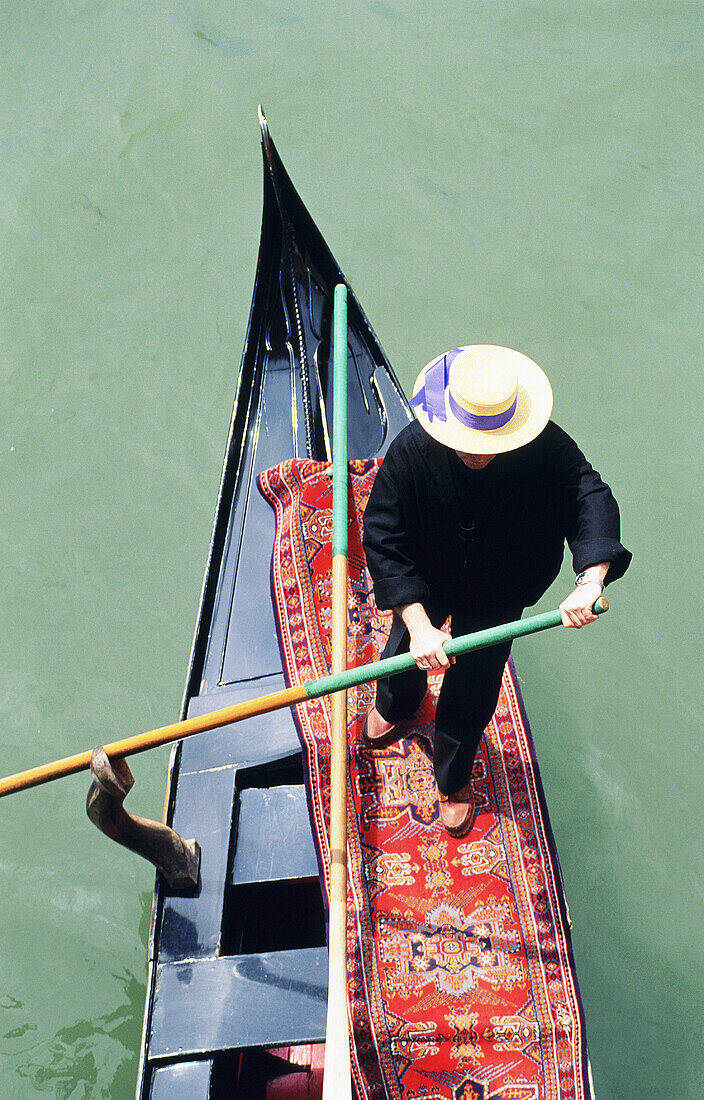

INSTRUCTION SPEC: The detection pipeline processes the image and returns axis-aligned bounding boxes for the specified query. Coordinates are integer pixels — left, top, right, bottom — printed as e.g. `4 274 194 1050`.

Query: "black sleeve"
362 450 430 611
552 425 632 584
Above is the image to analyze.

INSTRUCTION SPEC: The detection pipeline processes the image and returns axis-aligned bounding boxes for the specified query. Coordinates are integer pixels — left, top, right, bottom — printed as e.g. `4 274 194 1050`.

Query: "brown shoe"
438 782 476 837
359 706 401 749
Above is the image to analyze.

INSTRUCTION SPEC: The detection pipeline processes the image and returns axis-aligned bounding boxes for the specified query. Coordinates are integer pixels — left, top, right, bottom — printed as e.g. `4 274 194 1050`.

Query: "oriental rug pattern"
259 458 591 1100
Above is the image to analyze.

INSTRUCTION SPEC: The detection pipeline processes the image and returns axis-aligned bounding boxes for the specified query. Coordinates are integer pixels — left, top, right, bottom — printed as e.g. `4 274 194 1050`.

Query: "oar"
322 284 352 1098
0 599 608 800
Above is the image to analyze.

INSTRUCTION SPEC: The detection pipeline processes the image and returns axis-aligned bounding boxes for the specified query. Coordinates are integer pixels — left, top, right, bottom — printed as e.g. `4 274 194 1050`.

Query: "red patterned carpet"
259 458 592 1100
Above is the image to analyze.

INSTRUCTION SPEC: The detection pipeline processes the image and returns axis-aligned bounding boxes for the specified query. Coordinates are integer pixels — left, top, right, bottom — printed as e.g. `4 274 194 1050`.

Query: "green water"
1 3 702 1097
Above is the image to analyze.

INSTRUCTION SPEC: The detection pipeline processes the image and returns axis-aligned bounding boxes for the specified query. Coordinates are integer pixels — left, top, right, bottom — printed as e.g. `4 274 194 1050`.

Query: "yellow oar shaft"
323 554 352 1097
0 684 307 798
322 283 352 1097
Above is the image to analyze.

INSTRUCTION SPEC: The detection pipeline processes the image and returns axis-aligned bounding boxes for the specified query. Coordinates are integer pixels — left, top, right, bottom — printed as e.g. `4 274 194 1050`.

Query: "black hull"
136 112 410 1100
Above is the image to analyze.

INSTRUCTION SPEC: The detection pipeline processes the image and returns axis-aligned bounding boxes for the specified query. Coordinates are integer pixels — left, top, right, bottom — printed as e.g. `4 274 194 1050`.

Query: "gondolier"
362 344 632 838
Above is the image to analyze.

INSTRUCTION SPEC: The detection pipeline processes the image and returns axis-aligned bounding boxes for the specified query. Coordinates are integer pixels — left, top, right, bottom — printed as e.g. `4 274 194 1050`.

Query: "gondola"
135 110 411 1100
136 113 595 1100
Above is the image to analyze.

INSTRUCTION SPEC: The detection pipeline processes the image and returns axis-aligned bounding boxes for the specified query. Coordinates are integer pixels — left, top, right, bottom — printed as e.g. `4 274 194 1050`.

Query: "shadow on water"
9 964 145 1100
1 892 155 1100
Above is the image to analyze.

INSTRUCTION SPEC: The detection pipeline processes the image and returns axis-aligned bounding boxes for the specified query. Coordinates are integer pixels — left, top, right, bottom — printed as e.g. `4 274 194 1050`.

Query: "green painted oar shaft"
306 598 608 700
332 284 348 557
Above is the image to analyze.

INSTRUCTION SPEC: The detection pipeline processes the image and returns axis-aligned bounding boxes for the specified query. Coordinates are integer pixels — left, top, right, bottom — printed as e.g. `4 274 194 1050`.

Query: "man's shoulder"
386 418 448 463
382 420 427 471
386 418 425 453
385 415 451 477
525 420 578 457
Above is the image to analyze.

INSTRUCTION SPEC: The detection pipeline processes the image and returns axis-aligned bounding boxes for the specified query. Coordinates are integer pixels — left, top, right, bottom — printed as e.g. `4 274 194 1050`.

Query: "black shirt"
362 419 631 615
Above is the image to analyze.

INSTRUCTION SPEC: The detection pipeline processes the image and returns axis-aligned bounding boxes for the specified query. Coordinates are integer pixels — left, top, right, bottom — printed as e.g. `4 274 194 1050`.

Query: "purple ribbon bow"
409 348 462 423
410 348 518 431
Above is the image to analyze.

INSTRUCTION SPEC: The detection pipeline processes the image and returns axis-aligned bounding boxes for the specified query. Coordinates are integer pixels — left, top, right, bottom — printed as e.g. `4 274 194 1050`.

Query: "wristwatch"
575 571 604 591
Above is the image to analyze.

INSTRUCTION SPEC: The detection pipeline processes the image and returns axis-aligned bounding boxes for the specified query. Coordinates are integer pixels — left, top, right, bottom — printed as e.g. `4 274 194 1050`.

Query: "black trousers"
374 601 522 795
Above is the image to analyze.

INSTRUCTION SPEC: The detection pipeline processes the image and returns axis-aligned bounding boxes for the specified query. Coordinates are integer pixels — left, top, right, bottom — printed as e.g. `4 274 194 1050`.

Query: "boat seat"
158 745 316 963
231 785 318 886
179 678 301 776
149 947 327 1059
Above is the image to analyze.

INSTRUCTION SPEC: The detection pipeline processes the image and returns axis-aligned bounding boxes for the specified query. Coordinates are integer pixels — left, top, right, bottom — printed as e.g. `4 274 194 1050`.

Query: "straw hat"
409 345 553 454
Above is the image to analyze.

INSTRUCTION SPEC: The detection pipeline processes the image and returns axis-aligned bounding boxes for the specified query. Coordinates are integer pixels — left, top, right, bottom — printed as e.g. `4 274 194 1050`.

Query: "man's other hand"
560 582 603 628
397 602 455 669
409 623 454 669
